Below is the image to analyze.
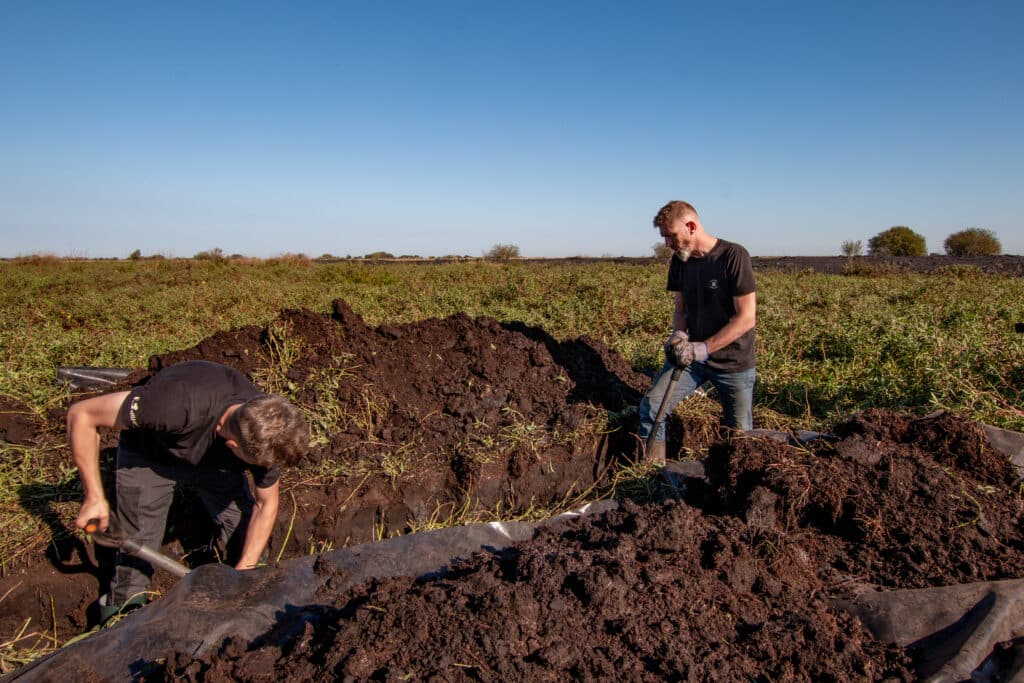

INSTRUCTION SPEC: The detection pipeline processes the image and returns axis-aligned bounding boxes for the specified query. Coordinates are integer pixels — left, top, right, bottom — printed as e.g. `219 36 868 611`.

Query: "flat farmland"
2 257 1022 430
1 256 1022 676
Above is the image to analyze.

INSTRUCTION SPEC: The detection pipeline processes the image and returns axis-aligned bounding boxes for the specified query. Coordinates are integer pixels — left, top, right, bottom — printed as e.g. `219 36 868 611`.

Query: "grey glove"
665 331 709 367
664 330 688 364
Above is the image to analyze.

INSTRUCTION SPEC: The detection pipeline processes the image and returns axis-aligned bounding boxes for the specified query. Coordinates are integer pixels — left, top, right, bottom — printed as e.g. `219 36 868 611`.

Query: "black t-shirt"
667 238 757 372
119 360 279 488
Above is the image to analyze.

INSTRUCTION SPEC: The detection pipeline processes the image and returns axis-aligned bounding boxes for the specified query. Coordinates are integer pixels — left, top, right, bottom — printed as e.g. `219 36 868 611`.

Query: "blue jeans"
638 361 756 441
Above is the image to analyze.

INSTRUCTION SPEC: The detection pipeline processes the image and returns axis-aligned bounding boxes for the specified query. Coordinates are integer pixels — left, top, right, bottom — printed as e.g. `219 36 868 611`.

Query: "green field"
2 257 1022 430
1 257 1022 665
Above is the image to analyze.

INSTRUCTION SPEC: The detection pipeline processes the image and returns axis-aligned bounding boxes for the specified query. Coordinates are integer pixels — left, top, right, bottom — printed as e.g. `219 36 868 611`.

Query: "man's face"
660 218 694 261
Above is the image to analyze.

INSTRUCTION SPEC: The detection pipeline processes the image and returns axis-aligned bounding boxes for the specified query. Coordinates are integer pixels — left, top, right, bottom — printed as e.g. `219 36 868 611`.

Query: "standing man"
67 360 309 620
639 201 757 465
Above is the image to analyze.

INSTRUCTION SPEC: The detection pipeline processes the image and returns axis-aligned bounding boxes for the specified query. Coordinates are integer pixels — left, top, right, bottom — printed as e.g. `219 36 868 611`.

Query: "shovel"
646 365 683 459
85 518 191 578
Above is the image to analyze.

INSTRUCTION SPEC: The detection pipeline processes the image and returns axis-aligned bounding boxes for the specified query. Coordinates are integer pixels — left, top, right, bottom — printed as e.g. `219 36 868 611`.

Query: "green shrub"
485 244 520 260
194 247 226 261
840 240 862 258
943 228 1001 256
868 226 926 256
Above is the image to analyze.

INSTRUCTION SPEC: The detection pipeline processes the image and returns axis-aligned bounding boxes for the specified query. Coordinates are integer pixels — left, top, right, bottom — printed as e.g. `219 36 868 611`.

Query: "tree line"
841 227 1002 258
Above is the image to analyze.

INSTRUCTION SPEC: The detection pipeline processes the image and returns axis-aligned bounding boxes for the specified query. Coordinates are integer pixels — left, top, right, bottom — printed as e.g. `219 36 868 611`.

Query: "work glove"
665 331 709 367
664 330 688 364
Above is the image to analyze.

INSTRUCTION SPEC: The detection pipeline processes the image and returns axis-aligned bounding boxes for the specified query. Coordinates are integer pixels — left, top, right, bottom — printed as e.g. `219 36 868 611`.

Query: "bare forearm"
70 428 105 502
67 391 128 506
672 294 687 333
236 495 278 570
672 310 687 333
704 312 755 354
703 292 756 354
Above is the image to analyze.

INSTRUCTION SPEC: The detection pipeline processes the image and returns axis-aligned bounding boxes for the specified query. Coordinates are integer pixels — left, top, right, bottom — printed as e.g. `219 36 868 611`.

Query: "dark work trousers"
108 441 254 607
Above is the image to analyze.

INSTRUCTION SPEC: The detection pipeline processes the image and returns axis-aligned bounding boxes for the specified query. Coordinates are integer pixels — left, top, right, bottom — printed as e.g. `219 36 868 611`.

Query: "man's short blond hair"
653 200 699 230
232 395 309 467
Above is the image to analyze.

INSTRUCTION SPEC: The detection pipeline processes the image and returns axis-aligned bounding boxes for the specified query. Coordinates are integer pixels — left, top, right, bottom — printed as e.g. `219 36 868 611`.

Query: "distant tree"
194 247 226 261
868 226 926 256
485 243 521 260
840 240 863 258
943 228 1001 256
652 242 673 259
364 251 395 259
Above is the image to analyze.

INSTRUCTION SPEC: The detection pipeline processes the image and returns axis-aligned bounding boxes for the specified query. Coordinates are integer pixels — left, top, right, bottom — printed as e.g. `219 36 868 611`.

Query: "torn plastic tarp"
835 578 1024 683
6 501 616 682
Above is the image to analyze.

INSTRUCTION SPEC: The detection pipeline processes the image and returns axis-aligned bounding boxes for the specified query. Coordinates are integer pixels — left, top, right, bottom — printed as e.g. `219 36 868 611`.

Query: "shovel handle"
84 518 123 549
646 365 683 455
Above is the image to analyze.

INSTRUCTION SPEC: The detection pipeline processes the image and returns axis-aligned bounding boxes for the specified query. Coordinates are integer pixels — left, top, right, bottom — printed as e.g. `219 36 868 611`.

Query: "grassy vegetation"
2 258 1021 427
2 258 1019 504
0 257 1022 665
1 259 1022 547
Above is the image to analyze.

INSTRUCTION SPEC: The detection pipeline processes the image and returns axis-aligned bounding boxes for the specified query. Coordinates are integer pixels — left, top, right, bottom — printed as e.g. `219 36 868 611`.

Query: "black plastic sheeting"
55 366 133 392
8 421 1024 682
6 501 616 682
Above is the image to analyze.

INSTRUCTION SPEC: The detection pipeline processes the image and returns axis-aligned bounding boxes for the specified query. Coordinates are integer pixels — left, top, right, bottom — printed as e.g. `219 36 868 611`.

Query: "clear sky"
1 1 1021 258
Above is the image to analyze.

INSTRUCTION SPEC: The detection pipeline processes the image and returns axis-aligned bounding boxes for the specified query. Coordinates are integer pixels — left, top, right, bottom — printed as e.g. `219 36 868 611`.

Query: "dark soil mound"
0 395 44 446
749 254 1024 276
155 499 912 682
5 301 1024 680
147 300 651 552
693 410 1024 589
1 300 654 652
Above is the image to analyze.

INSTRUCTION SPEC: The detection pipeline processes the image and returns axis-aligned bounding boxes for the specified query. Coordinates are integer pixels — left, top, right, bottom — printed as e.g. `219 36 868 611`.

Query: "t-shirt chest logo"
707 279 721 290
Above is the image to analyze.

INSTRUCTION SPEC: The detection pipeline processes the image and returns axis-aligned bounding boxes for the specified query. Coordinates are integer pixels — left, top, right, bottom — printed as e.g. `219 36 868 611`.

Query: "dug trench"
1 298 656 657
3 300 1024 679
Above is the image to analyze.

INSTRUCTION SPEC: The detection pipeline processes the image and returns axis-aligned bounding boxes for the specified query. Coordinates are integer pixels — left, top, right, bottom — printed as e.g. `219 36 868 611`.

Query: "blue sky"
1 1 1021 258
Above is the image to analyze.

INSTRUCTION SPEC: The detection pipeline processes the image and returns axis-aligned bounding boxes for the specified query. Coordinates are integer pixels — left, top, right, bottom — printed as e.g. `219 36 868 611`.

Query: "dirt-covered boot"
98 594 147 626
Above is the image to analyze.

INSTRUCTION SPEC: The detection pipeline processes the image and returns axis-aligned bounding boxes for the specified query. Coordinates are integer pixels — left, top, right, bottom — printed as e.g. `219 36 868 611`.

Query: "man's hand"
664 330 688 364
76 497 110 532
667 334 709 367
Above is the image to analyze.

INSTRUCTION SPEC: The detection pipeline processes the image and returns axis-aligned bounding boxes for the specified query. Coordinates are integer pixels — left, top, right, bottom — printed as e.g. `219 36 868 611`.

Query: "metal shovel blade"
86 518 191 578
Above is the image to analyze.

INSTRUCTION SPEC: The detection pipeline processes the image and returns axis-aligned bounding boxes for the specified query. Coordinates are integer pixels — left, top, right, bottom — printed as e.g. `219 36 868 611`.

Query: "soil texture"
3 301 1023 680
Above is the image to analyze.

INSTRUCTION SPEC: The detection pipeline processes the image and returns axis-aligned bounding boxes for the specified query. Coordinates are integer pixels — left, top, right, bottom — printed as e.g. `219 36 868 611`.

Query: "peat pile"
1 299 654 653
156 499 912 682
153 411 1022 681
692 409 1024 589
147 299 651 550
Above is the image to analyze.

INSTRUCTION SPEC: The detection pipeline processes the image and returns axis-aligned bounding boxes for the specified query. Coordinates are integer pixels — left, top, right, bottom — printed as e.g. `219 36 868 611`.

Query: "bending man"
67 360 309 620
639 200 757 465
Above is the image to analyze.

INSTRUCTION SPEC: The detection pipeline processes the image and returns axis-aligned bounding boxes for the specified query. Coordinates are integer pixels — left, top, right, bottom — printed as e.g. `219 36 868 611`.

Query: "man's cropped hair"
653 200 698 230
232 395 309 467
